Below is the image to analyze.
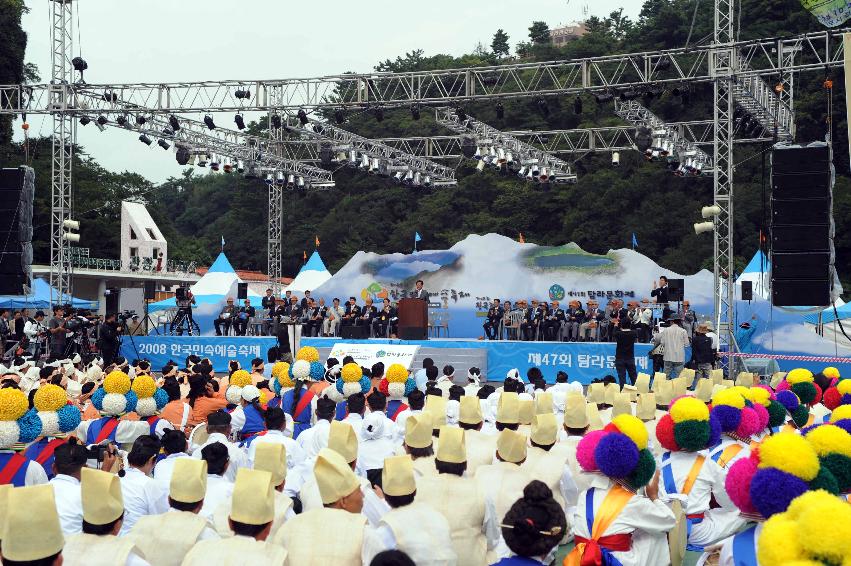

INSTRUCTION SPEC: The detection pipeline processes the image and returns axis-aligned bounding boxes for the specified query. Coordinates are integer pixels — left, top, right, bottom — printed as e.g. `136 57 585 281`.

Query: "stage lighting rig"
234 114 245 130
139 134 152 146
136 115 147 126
271 114 283 129
158 139 170 150
176 147 191 165
203 115 216 130
79 116 90 126
169 115 180 131
297 109 309 126
234 89 251 100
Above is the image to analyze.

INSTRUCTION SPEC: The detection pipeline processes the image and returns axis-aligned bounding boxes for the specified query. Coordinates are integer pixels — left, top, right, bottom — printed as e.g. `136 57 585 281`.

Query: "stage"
119 335 656 384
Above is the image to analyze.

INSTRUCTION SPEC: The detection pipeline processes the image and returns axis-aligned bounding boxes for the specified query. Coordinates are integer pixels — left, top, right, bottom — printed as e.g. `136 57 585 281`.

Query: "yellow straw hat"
382 455 417 497
2 485 64 562
436 426 466 464
496 392 520 424
253 442 287 487
405 412 434 449
563 393 589 429
518 399 535 425
635 373 651 394
314 448 361 505
459 396 483 425
425 395 448 427
611 391 633 418
587 383 605 404
535 392 554 415
530 413 558 446
496 429 527 463
636 393 657 421
328 420 358 464
170 458 208 503
81 467 124 525
230 468 275 525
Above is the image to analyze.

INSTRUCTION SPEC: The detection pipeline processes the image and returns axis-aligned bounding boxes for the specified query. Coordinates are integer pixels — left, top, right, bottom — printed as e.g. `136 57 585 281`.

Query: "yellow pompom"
837 379 851 396
670 396 709 423
758 432 820 481
758 514 804 566
0 388 30 421
794 490 851 564
611 414 648 450
831 405 851 423
386 364 408 383
341 363 362 383
271 362 290 379
732 385 752 400
748 386 771 407
295 346 320 363
259 391 268 406
823 367 841 379
277 371 294 389
229 370 252 388
711 388 745 409
33 384 67 412
786 368 814 385
131 375 157 399
103 371 131 395
804 424 851 458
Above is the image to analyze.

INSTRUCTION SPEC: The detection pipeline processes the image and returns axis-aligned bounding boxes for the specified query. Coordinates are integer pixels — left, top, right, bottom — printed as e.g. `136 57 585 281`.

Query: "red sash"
573 534 632 565
95 418 120 443
294 391 316 422
390 402 409 421
35 438 68 465
0 454 28 485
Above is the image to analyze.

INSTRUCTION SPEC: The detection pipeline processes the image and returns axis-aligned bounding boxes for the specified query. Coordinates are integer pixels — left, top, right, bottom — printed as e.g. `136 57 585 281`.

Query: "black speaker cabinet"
741 280 753 301
399 326 428 340
144 281 157 300
772 279 831 307
237 282 248 300
666 279 685 302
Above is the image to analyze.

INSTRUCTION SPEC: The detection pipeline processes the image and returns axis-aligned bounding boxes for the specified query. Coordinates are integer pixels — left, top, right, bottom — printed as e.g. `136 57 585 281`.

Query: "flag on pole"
518 232 525 244
414 231 422 253
221 235 225 251
631 233 638 249
315 235 320 247
303 250 307 263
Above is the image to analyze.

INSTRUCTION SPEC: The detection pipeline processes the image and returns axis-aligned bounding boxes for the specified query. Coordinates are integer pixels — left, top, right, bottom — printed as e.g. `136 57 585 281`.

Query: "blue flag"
414 232 422 242
631 233 638 249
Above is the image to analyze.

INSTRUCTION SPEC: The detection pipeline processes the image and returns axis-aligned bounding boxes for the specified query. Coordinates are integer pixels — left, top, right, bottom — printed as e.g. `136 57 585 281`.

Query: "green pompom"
628 448 656 489
674 420 711 452
820 454 851 492
808 466 840 495
790 404 810 428
790 382 817 406
766 401 787 428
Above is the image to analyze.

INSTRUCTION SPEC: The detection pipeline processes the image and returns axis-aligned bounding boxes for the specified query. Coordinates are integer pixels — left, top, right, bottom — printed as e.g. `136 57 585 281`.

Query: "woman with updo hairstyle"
493 480 567 565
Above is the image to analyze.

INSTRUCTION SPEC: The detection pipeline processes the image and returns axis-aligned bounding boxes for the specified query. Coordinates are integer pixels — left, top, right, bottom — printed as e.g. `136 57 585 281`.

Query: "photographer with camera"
98 313 122 366
24 310 48 358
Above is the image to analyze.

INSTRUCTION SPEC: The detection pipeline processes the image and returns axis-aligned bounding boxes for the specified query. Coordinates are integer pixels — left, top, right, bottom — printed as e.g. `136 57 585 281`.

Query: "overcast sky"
16 0 643 183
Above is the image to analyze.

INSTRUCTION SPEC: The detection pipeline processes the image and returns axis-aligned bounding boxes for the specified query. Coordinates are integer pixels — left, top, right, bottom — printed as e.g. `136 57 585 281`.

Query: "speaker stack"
770 144 834 306
0 167 35 295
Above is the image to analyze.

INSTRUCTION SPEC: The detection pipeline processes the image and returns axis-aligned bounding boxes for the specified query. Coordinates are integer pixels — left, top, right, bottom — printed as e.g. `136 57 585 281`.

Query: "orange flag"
315 235 320 247
303 250 307 262
519 232 525 244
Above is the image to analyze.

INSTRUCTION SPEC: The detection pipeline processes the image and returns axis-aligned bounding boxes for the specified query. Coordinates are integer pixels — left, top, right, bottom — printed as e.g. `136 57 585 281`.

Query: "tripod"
169 308 200 336
140 300 160 336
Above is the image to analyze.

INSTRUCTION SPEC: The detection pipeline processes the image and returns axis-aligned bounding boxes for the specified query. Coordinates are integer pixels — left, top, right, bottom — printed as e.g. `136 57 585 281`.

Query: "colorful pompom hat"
829 404 851 435
91 370 138 417
270 362 293 396
725 432 839 519
656 395 720 452
32 384 81 437
0 388 42 449
774 389 811 430
378 363 416 399
709 387 765 440
820 367 849 411
576 413 656 490
226 369 254 404
130 374 169 418
773 368 822 408
803 423 851 494
745 385 788 432
336 362 371 397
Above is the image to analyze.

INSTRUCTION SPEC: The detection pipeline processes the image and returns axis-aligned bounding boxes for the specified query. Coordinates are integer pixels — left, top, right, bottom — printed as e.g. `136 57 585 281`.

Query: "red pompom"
823 387 842 410
811 383 823 406
378 379 390 396
604 423 620 434
655 413 679 451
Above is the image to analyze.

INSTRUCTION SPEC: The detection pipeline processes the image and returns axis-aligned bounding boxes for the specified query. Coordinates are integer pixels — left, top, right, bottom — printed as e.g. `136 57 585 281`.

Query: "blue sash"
85 417 119 444
661 452 705 552
267 397 282 409
146 417 160 436
0 452 30 487
241 404 267 438
584 488 626 566
24 438 59 480
731 525 758 566
335 402 348 421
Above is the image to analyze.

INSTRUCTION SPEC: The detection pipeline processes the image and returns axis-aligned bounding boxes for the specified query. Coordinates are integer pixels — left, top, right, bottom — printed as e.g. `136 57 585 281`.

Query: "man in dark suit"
411 280 429 301
543 300 566 341
650 275 672 320
302 298 322 337
341 297 361 328
482 298 504 340
564 300 584 341
234 298 256 336
300 290 312 311
520 300 538 341
356 298 378 330
578 300 604 341
261 288 277 336
373 298 398 337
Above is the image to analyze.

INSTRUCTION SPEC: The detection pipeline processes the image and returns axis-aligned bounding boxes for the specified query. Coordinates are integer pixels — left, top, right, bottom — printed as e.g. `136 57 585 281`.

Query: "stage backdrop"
311 234 715 340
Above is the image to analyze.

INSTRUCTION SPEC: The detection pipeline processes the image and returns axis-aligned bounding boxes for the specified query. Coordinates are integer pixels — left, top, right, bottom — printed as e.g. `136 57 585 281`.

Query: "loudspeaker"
143 281 156 300
237 282 248 300
399 326 428 340
105 288 120 314
741 280 753 301
341 325 368 339
667 279 685 302
0 167 34 295
770 144 835 306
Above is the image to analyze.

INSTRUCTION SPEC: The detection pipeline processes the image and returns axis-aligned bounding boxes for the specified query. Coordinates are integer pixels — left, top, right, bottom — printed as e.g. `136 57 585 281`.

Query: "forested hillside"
1 0 849 293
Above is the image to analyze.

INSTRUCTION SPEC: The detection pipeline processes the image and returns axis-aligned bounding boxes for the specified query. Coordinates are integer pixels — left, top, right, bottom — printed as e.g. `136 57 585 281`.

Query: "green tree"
491 29 510 58
528 21 551 45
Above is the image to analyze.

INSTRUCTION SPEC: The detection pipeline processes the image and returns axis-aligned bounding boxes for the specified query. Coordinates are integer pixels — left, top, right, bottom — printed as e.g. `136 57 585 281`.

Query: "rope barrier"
719 352 851 363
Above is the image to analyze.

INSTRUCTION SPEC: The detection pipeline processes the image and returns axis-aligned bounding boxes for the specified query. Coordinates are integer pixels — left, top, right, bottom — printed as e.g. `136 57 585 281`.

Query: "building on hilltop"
550 21 587 46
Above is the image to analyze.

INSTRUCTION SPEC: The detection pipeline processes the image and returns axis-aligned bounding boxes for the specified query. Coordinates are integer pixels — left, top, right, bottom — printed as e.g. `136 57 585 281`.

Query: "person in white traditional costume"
402 412 437 477
128 458 219 565
0 386 48 487
151 429 192 492
522 412 578 520
394 390 424 444
1 484 66 566
182 468 286 565
189 410 247 482
118 435 169 536
197 442 234 522
362 454 457 565
62 468 151 566
463 367 482 397
245 407 306 496
296 396 336 459
49 440 89 535
358 410 397 482
457 395 497 475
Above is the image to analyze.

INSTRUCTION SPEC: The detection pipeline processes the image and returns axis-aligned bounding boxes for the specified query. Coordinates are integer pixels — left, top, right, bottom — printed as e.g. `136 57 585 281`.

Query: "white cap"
241 385 261 403
506 368 521 381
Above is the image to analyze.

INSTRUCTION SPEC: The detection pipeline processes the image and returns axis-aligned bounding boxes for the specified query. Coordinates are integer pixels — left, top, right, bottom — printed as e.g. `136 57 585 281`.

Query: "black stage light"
139 134 152 146
297 109 309 126
158 139 170 150
319 143 333 167
594 92 614 104
234 114 245 130
335 109 346 124
410 104 420 120
460 136 477 159
373 107 384 122
537 98 549 117
136 115 147 125
203 115 216 130
234 89 251 99
71 57 88 72
271 114 282 129
116 115 127 126
573 96 582 115
456 107 467 121
162 127 174 137
79 116 91 126
169 115 180 131
495 102 504 119
175 147 191 165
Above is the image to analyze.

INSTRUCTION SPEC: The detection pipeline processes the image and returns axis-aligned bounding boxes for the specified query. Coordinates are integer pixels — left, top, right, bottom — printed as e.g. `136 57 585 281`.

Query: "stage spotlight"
138 134 152 146
169 115 180 131
297 109 309 126
594 91 614 104
536 98 549 117
410 104 421 120
473 146 483 160
413 172 422 186
95 121 105 132
297 176 305 189
517 165 528 178
79 116 90 126
210 154 221 171
701 205 721 218
373 107 384 122
334 108 346 124
612 152 620 167
234 114 245 130
71 56 88 72
234 89 251 99
403 170 414 185
348 149 358 167
236 160 245 173
287 174 295 188
423 175 431 187
162 127 174 137
539 167 550 182
573 96 582 115
271 114 282 129
460 136 477 158
526 169 534 181
456 107 467 121
369 157 380 174
495 102 505 119
197 154 208 167
694 221 714 235
158 139 170 150
320 143 333 167
203 115 216 130
136 115 147 125
531 164 540 177
619 89 639 101
265 173 274 185
360 154 370 169
97 115 107 126
116 115 127 126
176 147 191 165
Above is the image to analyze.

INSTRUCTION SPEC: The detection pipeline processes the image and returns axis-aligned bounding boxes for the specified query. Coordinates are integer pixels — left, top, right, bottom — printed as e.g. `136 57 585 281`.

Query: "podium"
397 298 428 340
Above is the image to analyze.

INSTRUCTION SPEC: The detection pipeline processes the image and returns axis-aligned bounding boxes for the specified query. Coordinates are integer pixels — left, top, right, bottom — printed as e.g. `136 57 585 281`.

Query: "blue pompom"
359 375 372 394
404 378 416 397
335 379 345 394
708 411 722 446
91 387 106 411
309 361 325 381
776 390 799 412
153 388 169 410
841 393 851 406
833 419 851 435
749 468 808 518
124 391 138 413
17 409 42 443
595 433 639 478
712 405 741 432
56 404 82 433
272 379 282 396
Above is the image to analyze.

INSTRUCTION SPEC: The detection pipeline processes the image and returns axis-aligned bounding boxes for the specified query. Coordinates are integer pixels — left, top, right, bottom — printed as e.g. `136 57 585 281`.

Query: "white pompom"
0 421 20 449
135 397 158 418
323 387 344 404
102 393 128 416
38 411 60 437
292 360 311 380
225 386 243 405
388 382 406 399
343 382 362 397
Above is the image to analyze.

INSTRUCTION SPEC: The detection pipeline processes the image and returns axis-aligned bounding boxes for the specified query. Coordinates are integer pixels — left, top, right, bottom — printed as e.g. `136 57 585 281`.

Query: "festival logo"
549 284 565 301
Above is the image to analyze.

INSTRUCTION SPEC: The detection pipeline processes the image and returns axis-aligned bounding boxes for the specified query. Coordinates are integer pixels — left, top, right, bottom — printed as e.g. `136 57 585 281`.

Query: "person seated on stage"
234 299 256 336
356 298 378 331
302 299 322 337
543 300 565 341
341 297 361 327
373 298 398 338
483 298 504 341
564 300 584 342
214 298 239 336
520 300 539 341
577 300 604 342
323 298 345 337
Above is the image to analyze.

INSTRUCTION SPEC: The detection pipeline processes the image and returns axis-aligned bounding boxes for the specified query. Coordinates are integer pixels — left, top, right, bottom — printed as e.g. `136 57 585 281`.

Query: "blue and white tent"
736 249 770 300
148 252 261 310
0 278 97 310
287 251 332 293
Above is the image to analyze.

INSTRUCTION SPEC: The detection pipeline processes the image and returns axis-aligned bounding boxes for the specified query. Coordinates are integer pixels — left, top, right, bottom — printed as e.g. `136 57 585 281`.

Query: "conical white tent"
148 252 261 309
287 251 332 293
